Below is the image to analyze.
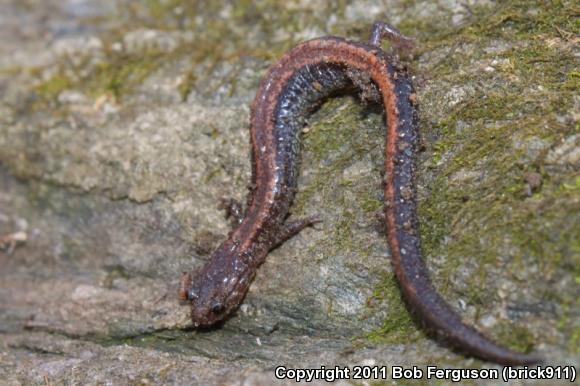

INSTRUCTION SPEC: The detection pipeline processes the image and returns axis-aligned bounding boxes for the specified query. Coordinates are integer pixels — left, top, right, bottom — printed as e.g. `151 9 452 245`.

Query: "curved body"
180 23 541 365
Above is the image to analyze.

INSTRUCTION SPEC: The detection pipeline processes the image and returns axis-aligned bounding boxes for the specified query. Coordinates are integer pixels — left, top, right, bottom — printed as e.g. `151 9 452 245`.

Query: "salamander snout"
180 244 255 327
178 271 223 326
188 292 228 327
186 269 245 327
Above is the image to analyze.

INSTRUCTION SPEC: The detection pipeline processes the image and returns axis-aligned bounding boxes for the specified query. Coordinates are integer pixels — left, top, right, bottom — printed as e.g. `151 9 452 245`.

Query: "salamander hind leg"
269 215 322 249
368 21 415 51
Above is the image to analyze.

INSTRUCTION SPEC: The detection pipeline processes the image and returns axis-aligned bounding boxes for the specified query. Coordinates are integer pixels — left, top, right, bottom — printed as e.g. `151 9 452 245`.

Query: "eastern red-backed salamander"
179 21 541 365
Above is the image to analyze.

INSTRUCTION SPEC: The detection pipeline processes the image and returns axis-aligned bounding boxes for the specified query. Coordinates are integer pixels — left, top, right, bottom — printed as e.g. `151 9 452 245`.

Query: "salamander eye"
211 303 225 314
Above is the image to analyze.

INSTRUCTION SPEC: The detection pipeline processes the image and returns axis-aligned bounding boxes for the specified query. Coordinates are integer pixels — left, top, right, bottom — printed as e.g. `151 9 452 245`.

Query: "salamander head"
179 249 253 327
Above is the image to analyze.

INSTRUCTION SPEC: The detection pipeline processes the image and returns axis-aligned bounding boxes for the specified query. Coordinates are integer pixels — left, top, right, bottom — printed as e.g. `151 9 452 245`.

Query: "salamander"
179 21 541 365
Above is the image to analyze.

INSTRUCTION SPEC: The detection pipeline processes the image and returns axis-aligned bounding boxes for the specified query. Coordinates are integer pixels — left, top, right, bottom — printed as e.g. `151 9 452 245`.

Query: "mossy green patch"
363 275 423 345
295 97 384 257
569 325 580 353
35 0 346 108
492 320 536 353
90 53 166 99
363 0 578 350
35 73 72 101
464 0 578 39
33 49 172 109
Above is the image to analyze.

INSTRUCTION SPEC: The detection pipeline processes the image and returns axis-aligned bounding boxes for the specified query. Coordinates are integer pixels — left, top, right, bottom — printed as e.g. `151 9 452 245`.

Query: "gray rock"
0 0 577 384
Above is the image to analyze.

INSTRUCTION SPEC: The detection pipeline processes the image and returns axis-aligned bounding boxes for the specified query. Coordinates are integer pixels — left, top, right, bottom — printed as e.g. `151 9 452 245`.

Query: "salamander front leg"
270 215 322 249
218 197 245 226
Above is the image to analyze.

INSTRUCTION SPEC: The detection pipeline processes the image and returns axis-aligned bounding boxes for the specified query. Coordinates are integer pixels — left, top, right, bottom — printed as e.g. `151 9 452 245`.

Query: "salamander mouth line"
178 21 542 366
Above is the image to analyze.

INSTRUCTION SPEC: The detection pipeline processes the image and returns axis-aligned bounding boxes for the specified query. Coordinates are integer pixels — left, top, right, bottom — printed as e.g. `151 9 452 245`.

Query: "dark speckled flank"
179 22 542 365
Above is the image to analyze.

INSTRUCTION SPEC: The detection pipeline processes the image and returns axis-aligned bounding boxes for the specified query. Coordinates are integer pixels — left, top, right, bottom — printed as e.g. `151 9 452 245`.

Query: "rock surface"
0 0 578 384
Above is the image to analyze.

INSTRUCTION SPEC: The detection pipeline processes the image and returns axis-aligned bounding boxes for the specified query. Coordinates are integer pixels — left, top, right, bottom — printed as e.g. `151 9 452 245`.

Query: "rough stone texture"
0 0 578 385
